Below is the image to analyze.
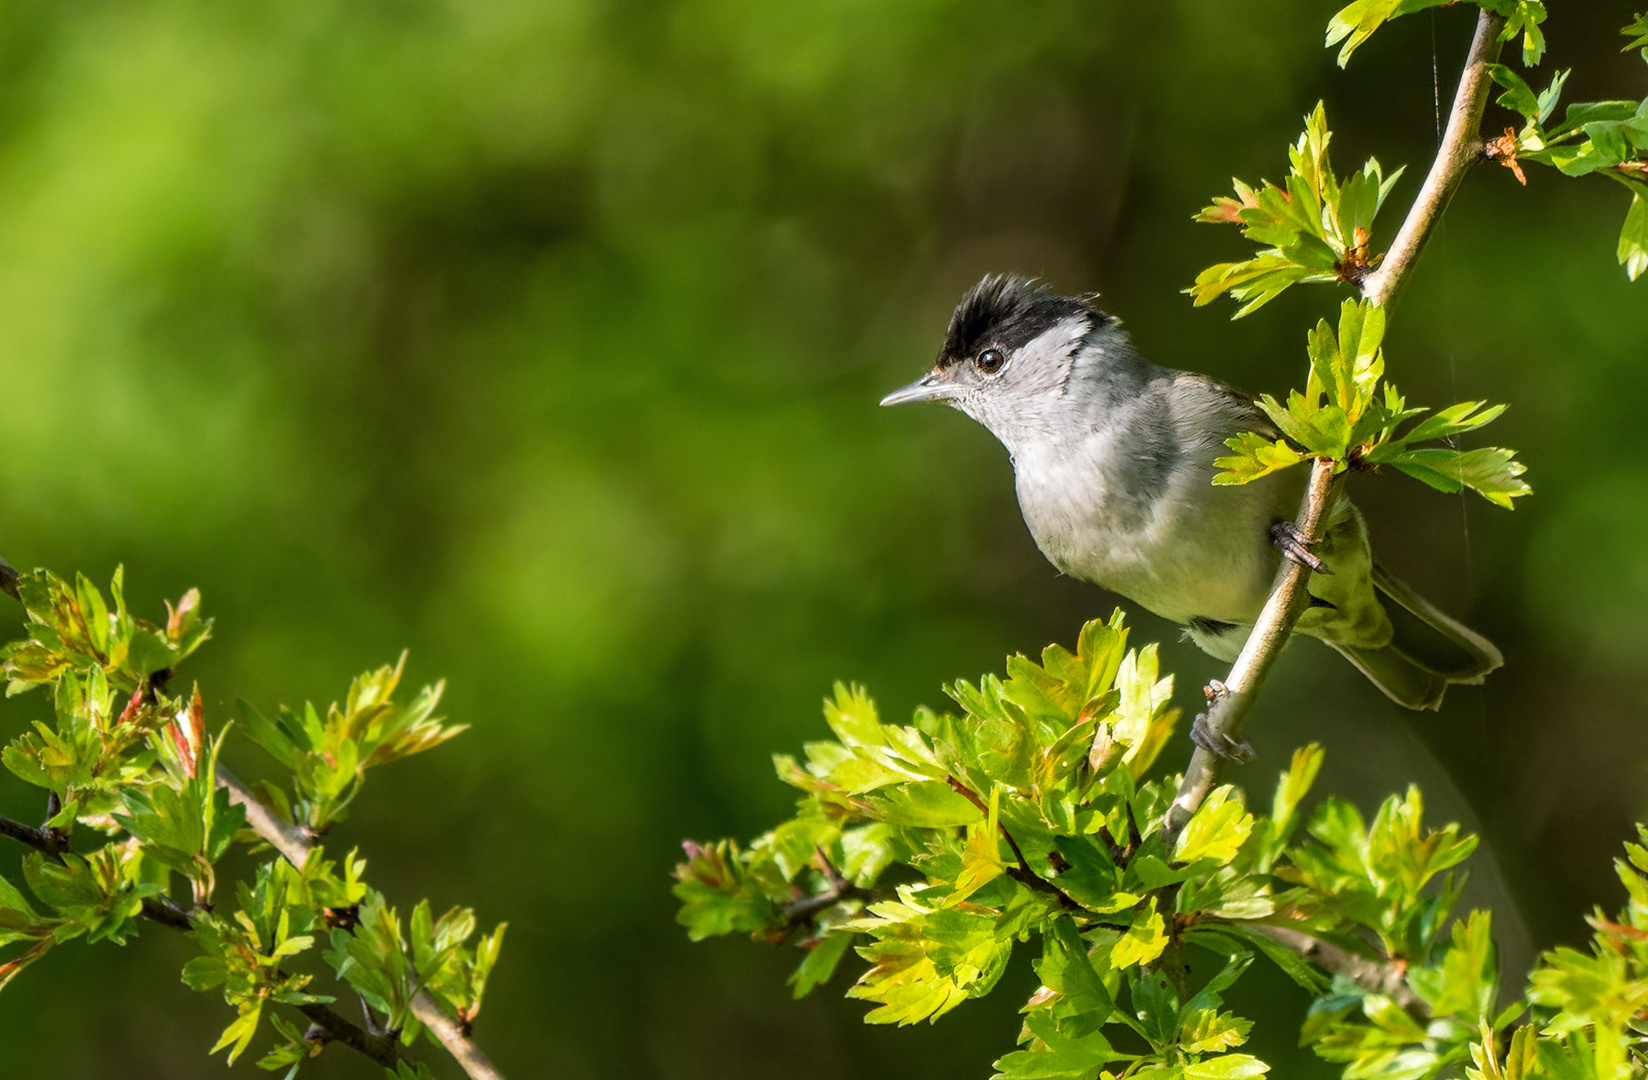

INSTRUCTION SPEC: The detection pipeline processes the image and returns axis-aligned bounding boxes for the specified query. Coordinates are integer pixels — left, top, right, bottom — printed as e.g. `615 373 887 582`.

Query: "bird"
880 275 1501 710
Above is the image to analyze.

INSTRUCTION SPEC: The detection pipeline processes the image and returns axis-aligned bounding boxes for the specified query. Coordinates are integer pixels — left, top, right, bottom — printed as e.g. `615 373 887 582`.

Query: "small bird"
881 275 1500 710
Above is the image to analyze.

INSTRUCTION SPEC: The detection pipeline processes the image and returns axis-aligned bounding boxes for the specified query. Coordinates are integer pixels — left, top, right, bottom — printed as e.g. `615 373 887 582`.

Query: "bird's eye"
976 348 1005 374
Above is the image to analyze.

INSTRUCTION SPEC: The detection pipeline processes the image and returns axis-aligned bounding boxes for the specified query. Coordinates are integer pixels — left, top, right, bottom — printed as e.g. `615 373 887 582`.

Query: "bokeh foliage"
1 1 1647 1077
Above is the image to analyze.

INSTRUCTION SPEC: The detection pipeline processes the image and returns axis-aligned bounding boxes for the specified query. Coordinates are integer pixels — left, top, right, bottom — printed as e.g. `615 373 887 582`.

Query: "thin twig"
293 1000 401 1066
0 789 394 1057
1165 462 1341 839
217 767 507 1080
1246 922 1428 1020
782 850 874 924
1361 9 1507 308
0 814 69 861
946 776 1079 911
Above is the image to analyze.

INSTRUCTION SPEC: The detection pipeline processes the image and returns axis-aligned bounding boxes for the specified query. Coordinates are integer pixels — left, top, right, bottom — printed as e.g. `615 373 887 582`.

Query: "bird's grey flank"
881 275 1500 710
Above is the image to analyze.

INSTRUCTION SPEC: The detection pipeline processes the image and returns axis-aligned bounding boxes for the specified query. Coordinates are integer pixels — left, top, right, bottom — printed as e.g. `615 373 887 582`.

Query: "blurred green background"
1 1 1645 1076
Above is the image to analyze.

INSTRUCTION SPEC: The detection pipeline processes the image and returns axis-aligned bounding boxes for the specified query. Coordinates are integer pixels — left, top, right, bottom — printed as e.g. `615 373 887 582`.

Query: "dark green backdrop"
1 2 1645 1076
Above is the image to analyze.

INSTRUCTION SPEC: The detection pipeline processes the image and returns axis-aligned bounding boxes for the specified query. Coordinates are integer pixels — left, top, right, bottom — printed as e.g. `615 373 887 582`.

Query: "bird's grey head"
880 276 1118 447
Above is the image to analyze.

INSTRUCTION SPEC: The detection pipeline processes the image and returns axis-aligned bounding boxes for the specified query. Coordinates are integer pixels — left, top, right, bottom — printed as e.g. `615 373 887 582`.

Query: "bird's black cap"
939 276 1110 365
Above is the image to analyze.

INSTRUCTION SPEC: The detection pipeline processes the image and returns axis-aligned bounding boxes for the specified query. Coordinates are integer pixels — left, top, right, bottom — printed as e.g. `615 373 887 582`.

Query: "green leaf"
1189 105 1403 315
1183 1055 1269 1080
1623 12 1648 53
1325 0 1451 69
859 781 982 827
789 930 855 999
1618 191 1648 281
846 896 1014 1024
1213 432 1306 486
210 999 264 1065
1173 787 1254 867
1386 446 1531 508
994 1012 1121 1079
1489 63 1541 120
1110 899 1168 969
1490 0 1548 66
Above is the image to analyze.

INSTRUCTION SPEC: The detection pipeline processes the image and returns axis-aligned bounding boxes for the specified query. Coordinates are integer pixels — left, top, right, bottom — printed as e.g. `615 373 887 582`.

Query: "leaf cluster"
1189 103 1403 316
238 656 466 834
1486 15 1648 280
674 614 1546 1080
0 568 503 1078
1211 299 1530 509
1326 2 1547 69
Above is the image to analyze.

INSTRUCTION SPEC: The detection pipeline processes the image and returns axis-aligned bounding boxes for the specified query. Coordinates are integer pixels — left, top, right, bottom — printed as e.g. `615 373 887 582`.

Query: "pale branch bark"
1164 7 1510 841
1164 461 1341 838
1360 9 1507 308
1247 923 1429 1020
217 767 507 1080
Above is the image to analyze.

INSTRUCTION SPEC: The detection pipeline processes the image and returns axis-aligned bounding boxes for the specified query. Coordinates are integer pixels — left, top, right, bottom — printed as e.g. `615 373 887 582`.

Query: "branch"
0 794 398 1060
1167 9 1510 839
1360 9 1507 308
293 1001 402 1067
0 814 69 861
947 776 1079 911
1247 922 1429 1020
217 767 507 1080
1165 461 1341 838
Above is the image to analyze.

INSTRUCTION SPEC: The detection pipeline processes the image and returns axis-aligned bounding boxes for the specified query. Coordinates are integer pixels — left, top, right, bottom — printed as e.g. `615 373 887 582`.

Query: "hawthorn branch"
0 795 393 1055
1247 922 1429 1020
782 850 875 924
1165 7 1509 840
0 814 69 861
1360 8 1506 308
216 767 506 1080
1165 461 1341 838
293 1001 402 1067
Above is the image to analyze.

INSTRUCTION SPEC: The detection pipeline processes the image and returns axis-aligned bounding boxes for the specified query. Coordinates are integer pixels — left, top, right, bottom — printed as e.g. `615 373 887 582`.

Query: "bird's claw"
1270 519 1331 574
1190 714 1254 763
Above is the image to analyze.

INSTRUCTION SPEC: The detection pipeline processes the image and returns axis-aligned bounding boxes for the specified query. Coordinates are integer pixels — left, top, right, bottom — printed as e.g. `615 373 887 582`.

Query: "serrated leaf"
1110 899 1167 969
1386 446 1530 508
1324 0 1451 68
1213 432 1306 486
1489 63 1541 120
789 929 854 999
1183 1054 1270 1079
1623 12 1648 52
1173 787 1254 866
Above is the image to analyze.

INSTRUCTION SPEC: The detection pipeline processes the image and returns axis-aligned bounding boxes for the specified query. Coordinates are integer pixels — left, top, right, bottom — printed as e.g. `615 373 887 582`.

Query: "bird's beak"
879 369 957 407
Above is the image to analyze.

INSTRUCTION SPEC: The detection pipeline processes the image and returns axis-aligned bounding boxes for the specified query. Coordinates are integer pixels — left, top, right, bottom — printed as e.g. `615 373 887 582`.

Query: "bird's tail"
1327 564 1503 711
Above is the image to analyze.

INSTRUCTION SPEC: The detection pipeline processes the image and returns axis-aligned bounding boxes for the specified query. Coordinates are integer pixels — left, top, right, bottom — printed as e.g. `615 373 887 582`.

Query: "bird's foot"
1270 519 1331 574
1190 713 1254 763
